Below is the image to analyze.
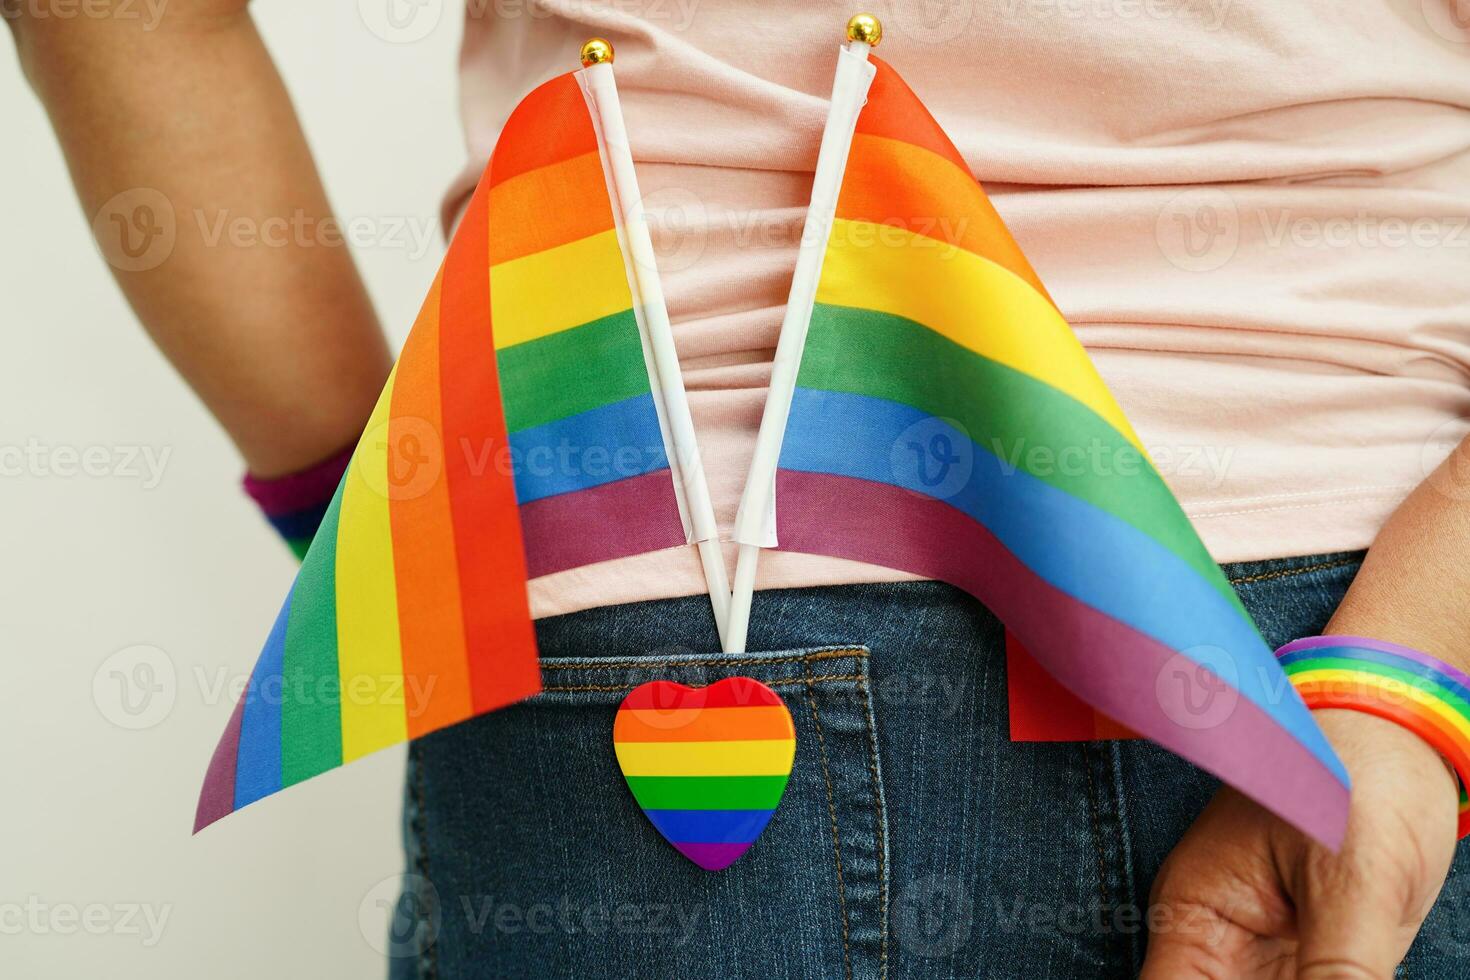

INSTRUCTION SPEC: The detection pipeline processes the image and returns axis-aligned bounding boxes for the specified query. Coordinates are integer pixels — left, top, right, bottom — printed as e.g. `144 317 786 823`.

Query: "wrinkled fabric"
449 1 1470 619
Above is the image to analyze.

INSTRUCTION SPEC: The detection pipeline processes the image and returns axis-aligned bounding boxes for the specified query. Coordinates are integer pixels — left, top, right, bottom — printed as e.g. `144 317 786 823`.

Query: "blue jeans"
388 552 1470 978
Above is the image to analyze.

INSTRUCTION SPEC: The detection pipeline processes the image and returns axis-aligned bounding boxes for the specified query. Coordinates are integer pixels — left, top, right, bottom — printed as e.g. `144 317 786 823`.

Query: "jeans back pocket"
401 645 891 980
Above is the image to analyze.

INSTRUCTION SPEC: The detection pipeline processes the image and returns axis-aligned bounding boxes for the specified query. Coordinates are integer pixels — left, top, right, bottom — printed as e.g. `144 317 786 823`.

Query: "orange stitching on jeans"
541 674 870 694
804 660 854 980
1079 743 1117 963
539 648 868 673
1226 555 1358 586
856 677 889 978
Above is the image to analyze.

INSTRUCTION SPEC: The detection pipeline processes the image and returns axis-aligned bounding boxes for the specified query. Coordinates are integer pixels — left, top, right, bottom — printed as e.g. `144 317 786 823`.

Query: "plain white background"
1 3 468 975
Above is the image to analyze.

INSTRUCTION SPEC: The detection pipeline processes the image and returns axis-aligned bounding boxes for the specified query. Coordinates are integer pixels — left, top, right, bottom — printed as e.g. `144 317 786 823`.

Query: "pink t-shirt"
448 2 1470 619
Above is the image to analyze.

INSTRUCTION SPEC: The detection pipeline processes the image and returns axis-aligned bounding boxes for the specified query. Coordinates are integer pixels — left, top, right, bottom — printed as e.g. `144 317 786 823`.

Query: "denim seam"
537 648 868 672
803 657 855 980
542 673 870 694
1225 555 1358 586
856 677 891 979
408 742 438 980
1079 742 1117 967
1106 741 1142 970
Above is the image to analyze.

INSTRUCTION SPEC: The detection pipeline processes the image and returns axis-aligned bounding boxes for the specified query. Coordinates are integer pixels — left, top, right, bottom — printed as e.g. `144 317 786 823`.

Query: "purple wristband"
242 444 355 558
242 444 356 515
1277 635 1470 694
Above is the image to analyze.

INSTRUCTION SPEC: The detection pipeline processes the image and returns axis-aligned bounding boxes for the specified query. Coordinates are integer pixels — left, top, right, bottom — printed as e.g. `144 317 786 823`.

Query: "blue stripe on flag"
508 393 669 504
779 386 1345 782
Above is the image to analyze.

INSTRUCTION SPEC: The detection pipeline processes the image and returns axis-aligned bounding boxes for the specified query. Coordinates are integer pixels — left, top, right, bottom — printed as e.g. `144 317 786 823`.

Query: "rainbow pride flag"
196 69 688 831
613 680 796 870
771 57 1351 846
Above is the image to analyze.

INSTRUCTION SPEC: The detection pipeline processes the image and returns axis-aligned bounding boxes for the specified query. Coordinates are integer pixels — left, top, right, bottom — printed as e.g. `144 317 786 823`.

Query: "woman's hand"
1142 436 1469 977
1141 708 1459 978
9 2 391 478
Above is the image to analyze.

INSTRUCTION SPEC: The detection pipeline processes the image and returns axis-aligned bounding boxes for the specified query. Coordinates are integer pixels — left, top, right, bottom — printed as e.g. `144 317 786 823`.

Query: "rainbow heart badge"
613 678 796 870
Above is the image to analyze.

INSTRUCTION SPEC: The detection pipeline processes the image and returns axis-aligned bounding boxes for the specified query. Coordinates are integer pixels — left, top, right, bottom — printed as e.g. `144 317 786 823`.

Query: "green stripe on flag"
497 309 650 433
799 303 1241 613
281 481 346 785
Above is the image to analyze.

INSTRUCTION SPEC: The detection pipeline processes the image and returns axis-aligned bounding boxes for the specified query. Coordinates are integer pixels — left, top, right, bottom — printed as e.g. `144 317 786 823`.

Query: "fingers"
1141 791 1299 979
1293 851 1412 980
1139 902 1240 979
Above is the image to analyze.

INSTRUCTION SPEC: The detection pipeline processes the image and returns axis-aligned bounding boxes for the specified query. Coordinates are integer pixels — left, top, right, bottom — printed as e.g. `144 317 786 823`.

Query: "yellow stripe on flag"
820 218 1145 454
490 228 632 350
336 366 408 762
613 738 797 777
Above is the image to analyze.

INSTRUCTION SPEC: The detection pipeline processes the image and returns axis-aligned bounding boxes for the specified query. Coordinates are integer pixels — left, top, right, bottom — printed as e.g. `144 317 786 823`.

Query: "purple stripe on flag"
672 841 754 871
194 692 247 834
775 469 1350 849
519 470 686 578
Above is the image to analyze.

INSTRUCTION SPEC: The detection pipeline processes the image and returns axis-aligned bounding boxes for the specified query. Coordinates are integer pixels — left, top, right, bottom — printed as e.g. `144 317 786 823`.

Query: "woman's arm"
9 1 391 477
1143 434 1470 977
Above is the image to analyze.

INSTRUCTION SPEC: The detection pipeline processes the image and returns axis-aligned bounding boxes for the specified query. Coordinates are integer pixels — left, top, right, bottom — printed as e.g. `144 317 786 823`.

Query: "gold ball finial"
580 38 614 67
846 13 882 47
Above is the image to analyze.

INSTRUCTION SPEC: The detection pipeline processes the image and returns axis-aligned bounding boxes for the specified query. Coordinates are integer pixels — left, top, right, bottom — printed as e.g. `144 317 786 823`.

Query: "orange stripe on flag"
855 58 970 178
388 270 474 738
488 151 617 266
838 133 1053 305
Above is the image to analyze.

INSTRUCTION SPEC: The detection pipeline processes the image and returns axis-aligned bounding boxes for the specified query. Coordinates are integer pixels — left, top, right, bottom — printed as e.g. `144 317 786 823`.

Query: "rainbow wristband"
1276 635 1470 838
242 445 354 560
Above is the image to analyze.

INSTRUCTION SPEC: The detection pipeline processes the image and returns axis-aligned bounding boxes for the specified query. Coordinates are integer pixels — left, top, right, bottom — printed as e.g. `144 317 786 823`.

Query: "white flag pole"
578 40 733 647
725 17 881 653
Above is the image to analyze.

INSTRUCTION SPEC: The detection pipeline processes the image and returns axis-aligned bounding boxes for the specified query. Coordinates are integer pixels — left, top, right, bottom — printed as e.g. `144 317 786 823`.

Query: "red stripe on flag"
1006 633 1137 741
855 58 1056 309
489 72 600 188
857 57 971 178
438 175 541 712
